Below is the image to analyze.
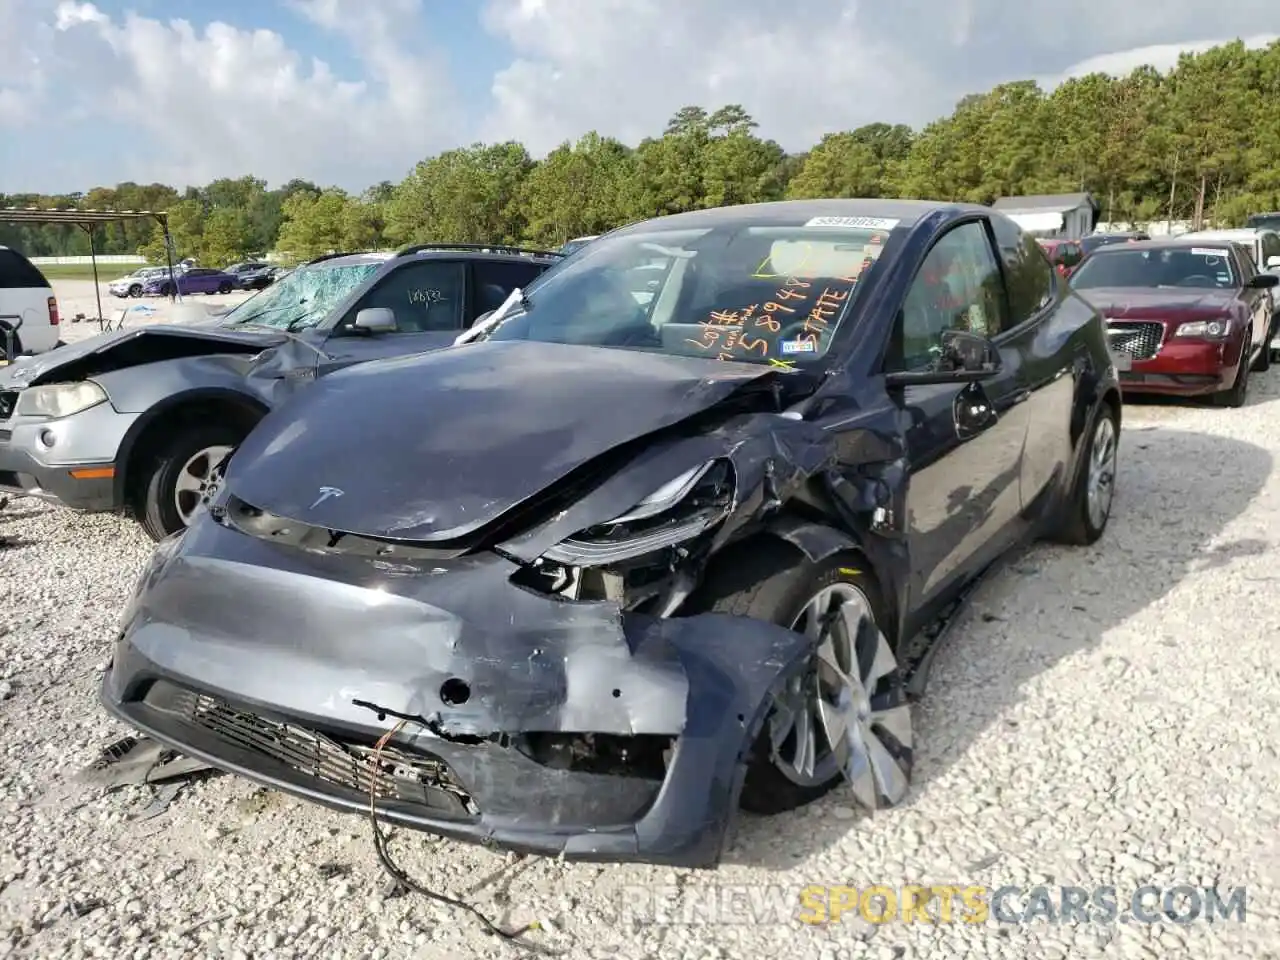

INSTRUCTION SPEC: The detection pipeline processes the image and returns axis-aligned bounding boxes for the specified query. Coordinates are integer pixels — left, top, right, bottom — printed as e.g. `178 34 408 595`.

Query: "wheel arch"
694 511 908 647
115 388 268 509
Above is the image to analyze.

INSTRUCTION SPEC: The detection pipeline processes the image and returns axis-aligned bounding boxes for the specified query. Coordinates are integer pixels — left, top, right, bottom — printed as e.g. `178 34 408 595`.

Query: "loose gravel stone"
3 378 1280 957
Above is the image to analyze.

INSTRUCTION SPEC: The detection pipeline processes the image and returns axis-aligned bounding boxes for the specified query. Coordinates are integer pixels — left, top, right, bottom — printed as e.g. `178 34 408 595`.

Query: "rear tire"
136 423 245 541
688 540 913 816
1047 399 1118 546
217 282 233 295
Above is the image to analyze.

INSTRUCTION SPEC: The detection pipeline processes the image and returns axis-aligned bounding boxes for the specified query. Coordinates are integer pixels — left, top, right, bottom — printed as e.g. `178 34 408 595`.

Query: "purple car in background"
141 268 238 297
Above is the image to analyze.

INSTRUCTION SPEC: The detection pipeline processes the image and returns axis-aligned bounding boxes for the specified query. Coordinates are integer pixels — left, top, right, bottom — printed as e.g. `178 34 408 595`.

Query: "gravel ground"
3 360 1280 956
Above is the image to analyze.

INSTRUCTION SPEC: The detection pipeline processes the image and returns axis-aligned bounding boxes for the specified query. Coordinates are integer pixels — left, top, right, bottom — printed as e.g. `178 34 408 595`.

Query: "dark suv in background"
0 243 562 538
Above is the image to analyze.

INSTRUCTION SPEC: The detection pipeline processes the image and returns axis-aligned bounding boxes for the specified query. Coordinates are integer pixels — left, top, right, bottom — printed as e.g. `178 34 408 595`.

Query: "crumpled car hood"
0 324 287 386
225 339 780 541
1077 287 1237 317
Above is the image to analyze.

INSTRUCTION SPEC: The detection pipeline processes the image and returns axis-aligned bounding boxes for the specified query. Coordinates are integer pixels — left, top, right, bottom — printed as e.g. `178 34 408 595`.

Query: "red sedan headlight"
1174 319 1230 338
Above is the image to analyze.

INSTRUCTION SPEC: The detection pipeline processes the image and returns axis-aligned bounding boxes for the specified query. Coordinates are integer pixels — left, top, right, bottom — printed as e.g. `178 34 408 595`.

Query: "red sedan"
1070 239 1278 407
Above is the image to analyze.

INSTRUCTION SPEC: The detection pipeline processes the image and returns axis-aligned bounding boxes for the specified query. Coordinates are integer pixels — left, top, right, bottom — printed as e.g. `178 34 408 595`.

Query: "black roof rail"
396 242 565 259
302 250 372 266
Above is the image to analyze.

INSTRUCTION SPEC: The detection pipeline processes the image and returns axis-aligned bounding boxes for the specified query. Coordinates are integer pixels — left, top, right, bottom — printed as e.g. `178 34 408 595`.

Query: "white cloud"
1043 33 1280 88
0 0 460 190
479 0 935 155
3 0 1280 191
479 0 1280 153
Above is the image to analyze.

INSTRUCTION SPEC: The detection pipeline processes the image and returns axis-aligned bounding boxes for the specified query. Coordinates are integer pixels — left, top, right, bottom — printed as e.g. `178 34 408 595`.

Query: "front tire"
136 424 243 541
217 282 233 295
1215 341 1251 408
127 284 142 298
690 542 913 816
1252 329 1271 372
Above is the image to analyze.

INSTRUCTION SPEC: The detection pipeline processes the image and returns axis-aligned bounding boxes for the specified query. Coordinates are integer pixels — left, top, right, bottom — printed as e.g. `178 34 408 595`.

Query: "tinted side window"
0 249 50 289
1235 246 1257 279
472 260 547 319
991 217 1054 324
890 221 1009 372
356 261 466 332
1261 233 1280 267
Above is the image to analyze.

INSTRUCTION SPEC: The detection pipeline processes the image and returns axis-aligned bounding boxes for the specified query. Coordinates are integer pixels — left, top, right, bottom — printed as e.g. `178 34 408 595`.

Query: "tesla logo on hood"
309 486 344 510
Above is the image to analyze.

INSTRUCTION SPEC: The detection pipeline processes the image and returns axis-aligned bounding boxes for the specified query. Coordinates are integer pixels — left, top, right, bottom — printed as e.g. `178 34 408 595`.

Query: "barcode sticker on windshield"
1191 248 1229 257
804 216 900 230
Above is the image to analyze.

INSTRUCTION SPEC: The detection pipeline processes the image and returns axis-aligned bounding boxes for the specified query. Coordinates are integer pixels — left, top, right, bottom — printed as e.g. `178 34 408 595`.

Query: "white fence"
28 255 146 265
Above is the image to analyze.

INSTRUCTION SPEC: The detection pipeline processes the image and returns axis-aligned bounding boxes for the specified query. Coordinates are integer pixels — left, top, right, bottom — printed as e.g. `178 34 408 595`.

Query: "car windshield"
1069 246 1239 290
219 261 381 329
1248 214 1280 230
484 224 891 365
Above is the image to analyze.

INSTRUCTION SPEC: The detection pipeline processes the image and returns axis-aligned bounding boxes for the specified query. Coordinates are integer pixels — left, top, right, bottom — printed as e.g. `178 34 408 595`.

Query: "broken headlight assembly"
541 459 735 567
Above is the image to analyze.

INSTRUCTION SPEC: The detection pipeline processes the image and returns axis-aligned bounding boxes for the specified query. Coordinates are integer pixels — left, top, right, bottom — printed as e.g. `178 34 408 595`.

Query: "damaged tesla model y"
101 199 1121 868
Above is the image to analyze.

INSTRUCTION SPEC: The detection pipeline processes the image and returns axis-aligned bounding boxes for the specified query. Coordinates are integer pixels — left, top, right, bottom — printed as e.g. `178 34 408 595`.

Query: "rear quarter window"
0 249 50 289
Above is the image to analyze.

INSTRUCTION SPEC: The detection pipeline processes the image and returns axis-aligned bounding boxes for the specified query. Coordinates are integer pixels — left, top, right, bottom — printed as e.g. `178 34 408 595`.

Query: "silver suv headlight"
15 381 108 419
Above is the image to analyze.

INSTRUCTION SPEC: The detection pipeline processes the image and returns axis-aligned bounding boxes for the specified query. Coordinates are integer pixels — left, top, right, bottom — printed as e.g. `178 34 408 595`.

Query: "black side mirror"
939 328 1000 372
1247 273 1279 289
885 328 1002 387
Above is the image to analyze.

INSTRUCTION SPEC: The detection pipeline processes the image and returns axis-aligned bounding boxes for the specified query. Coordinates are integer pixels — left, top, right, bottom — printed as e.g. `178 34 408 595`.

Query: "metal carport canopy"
0 207 179 329
1004 211 1066 234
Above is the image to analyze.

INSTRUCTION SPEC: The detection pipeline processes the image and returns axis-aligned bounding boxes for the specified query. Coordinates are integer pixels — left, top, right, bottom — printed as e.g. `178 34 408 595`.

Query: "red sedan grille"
1107 321 1164 360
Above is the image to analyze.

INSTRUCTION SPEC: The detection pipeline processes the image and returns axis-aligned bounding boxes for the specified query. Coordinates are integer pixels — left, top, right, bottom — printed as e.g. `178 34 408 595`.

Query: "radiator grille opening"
1107 321 1164 360
146 684 479 818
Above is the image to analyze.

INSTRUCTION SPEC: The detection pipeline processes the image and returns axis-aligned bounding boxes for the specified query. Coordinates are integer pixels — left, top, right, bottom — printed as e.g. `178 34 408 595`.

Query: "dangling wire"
366 720 565 956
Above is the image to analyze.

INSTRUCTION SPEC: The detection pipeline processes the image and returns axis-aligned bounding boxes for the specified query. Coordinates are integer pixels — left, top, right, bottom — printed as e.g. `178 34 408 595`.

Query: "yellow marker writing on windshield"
768 358 796 370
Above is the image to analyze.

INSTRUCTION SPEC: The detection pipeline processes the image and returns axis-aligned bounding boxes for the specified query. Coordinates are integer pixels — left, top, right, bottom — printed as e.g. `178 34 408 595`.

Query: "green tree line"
4 39 1278 266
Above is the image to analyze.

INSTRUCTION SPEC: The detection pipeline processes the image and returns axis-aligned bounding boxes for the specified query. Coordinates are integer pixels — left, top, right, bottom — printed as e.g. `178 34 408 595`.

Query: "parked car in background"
0 243 563 538
225 261 277 291
1037 238 1084 277
108 266 175 299
98 199 1121 868
1247 212 1280 231
1180 228 1280 356
557 235 598 256
141 267 238 297
0 246 59 360
1070 238 1278 407
1080 232 1149 256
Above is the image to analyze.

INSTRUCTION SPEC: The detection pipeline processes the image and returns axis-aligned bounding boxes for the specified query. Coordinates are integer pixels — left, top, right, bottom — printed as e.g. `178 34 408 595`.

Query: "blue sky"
1 0 1277 195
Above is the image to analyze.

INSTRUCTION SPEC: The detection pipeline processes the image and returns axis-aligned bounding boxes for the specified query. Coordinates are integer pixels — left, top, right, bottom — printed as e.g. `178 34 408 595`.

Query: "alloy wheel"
1086 414 1117 531
770 582 913 808
173 445 234 526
